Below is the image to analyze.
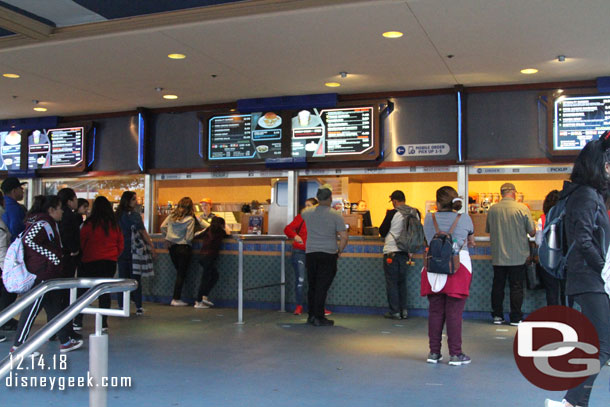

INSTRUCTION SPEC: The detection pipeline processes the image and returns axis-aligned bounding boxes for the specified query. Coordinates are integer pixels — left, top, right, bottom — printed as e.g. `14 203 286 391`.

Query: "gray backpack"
390 205 425 254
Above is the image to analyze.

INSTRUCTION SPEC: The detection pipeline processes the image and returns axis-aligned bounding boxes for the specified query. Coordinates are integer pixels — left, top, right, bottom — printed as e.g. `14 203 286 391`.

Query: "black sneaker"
401 310 408 320
307 315 315 325
427 353 443 364
313 317 334 327
448 354 471 366
72 322 82 331
384 312 401 320
0 335 6 343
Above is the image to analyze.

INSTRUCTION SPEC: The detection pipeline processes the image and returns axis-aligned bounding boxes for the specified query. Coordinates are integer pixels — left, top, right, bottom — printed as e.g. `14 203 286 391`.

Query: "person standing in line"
12 195 83 354
0 191 17 333
57 188 81 278
77 198 90 221
422 186 475 366
535 189 567 306
301 185 348 327
56 188 85 338
379 190 420 320
161 197 205 306
545 134 610 407
1 177 27 241
486 182 535 325
75 196 124 331
284 197 318 316
116 191 154 315
194 216 229 309
0 191 12 339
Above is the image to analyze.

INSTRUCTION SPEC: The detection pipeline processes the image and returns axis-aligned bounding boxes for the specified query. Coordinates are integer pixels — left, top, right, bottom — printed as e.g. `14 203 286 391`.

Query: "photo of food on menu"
0 130 22 171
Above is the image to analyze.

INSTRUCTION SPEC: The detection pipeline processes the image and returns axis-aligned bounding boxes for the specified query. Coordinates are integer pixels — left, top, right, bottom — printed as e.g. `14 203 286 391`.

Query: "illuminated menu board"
554 95 610 151
0 130 22 171
208 112 283 161
28 127 84 170
291 107 374 158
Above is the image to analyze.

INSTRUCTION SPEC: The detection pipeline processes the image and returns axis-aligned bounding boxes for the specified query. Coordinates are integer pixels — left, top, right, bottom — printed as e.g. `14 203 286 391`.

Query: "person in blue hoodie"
1 177 26 241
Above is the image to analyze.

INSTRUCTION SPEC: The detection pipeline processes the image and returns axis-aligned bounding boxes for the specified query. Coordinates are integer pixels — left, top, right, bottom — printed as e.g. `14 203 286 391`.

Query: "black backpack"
424 213 463 275
390 205 425 254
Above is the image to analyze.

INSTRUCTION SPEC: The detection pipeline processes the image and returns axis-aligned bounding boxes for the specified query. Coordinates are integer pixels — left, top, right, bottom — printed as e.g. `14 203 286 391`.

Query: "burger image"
262 112 280 127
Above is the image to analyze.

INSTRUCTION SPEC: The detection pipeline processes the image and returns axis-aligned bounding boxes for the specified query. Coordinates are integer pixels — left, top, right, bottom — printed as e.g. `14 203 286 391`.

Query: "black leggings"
564 292 610 407
169 244 192 300
197 256 219 298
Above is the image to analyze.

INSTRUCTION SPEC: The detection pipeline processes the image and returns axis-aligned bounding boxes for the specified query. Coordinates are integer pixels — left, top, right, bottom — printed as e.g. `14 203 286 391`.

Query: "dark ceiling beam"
0 4 53 40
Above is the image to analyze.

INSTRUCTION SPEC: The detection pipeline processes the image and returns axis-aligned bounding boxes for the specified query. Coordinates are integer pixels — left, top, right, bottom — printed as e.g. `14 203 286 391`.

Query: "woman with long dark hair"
116 191 153 315
195 216 228 308
12 195 83 354
421 186 475 366
161 197 205 306
75 196 123 331
545 133 610 407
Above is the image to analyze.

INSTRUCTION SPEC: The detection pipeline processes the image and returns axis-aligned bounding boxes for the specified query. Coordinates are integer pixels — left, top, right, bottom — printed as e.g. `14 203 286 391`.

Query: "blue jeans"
291 249 306 306
118 258 142 309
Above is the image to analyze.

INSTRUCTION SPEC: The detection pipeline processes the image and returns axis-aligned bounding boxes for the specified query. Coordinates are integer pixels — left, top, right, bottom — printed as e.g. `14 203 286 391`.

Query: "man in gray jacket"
301 185 348 326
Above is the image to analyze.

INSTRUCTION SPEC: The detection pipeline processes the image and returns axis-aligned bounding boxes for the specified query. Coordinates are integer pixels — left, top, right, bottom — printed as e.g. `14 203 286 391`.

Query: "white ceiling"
0 0 609 120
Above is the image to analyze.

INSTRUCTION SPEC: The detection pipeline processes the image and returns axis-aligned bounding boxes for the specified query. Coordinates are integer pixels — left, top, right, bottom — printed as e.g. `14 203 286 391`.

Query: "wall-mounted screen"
27 126 86 172
291 106 376 159
0 130 23 171
553 94 610 152
203 102 381 164
207 112 284 161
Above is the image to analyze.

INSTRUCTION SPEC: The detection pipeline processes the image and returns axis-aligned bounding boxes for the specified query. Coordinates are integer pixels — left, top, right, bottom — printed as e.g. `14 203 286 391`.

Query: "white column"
457 165 468 214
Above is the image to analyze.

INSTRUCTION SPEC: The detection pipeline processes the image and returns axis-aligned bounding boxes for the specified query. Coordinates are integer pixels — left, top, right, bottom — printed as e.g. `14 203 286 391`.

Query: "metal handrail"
0 278 137 379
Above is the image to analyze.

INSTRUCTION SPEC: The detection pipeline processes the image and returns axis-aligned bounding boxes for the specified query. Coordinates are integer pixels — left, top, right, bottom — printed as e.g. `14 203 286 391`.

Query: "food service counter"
141 234 546 317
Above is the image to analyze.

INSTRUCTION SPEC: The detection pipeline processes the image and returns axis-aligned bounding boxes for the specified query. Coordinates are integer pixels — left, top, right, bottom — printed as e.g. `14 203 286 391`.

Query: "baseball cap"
389 190 405 202
1 177 26 193
500 183 516 193
316 184 333 201
200 198 212 204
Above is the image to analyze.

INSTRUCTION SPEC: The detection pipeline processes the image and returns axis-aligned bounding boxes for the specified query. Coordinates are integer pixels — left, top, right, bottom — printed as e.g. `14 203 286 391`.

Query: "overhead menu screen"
554 95 610 151
291 107 374 159
28 127 85 170
208 112 283 161
0 130 22 171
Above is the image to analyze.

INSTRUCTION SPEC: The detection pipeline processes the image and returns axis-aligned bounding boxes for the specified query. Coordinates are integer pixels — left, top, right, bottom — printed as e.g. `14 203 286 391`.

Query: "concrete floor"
1 303 608 407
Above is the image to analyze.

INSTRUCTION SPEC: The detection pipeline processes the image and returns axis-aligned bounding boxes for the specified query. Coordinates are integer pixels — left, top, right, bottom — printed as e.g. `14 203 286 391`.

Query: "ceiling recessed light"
33 107 47 112
325 82 341 88
163 94 178 100
168 53 186 60
520 68 538 74
382 31 403 38
3 73 20 79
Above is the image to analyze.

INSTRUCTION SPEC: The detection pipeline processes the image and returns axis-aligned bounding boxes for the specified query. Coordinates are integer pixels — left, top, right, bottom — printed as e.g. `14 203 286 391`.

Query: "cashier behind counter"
340 200 374 235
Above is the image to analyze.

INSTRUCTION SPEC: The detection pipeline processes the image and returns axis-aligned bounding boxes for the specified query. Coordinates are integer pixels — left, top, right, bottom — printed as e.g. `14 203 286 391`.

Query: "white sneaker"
194 301 210 309
545 399 573 407
201 296 214 307
170 299 188 307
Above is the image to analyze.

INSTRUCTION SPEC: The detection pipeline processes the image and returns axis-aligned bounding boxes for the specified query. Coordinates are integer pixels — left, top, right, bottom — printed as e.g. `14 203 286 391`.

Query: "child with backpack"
421 186 474 366
11 195 83 354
